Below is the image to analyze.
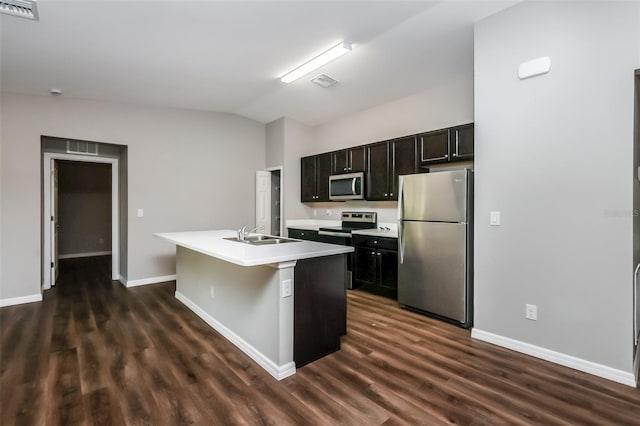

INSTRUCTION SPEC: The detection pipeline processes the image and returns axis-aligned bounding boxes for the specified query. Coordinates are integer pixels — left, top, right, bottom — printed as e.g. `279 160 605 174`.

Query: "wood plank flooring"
2 256 639 425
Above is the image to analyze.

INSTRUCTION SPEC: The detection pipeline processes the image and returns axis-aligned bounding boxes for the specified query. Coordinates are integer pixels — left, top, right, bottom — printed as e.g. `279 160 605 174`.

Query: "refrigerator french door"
398 169 472 327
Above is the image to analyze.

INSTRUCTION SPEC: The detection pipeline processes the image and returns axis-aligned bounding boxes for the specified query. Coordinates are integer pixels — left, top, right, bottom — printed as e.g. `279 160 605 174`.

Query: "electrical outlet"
210 285 215 299
525 304 537 321
281 279 292 298
137 208 144 218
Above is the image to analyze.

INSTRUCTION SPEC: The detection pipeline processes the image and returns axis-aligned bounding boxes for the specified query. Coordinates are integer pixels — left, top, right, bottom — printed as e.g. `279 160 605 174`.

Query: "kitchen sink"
224 235 299 245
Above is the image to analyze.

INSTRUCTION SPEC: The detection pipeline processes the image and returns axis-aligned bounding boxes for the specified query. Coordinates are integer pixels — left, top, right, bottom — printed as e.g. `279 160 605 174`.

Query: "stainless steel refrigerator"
397 169 473 327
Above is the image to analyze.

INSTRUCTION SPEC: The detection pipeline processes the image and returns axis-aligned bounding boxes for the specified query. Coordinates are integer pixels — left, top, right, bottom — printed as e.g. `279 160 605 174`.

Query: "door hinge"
51 216 54 221
50 262 54 267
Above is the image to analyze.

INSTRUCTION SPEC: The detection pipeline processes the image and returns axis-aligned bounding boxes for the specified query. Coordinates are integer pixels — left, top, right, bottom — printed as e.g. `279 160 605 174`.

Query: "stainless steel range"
318 212 377 289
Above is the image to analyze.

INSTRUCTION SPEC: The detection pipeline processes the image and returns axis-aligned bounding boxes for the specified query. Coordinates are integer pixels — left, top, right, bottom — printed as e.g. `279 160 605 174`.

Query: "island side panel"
294 254 347 367
175 246 294 376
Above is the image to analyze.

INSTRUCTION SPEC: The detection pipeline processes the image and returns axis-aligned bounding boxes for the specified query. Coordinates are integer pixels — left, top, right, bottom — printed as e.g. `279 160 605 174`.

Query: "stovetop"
318 211 377 234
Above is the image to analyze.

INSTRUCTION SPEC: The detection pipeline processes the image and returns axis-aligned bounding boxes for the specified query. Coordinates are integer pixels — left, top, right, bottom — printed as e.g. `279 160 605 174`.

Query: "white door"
50 159 59 286
256 170 271 235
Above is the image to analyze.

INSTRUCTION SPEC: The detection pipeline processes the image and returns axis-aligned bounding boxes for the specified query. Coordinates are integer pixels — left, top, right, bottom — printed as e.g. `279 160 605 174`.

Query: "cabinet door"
353 246 377 287
366 141 390 200
288 228 318 241
300 156 317 202
316 152 332 202
331 149 348 174
348 146 366 172
390 136 416 200
378 249 398 296
417 129 450 167
451 124 474 159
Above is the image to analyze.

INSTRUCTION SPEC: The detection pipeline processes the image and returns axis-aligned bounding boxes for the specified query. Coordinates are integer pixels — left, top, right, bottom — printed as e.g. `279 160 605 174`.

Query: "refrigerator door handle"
397 176 404 220
398 220 405 264
397 176 405 264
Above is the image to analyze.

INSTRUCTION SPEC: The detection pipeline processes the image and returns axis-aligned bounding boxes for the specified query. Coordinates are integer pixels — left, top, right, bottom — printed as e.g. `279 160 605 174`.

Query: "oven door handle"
318 230 352 238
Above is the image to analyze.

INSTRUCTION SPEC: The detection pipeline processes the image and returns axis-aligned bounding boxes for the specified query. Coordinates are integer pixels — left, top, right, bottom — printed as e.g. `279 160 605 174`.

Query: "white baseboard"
59 251 112 259
0 293 43 307
472 329 637 387
175 291 296 381
119 274 176 288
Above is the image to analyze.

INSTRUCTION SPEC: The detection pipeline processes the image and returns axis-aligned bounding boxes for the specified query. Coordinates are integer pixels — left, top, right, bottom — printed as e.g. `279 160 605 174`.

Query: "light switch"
137 208 144 218
490 211 501 226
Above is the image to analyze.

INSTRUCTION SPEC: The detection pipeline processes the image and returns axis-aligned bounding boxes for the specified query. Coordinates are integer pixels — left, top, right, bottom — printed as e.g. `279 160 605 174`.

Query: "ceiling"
0 1 516 126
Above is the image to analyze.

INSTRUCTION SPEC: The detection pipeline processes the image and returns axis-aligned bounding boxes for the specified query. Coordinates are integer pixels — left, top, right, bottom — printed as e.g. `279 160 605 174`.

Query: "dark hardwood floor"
2 256 639 425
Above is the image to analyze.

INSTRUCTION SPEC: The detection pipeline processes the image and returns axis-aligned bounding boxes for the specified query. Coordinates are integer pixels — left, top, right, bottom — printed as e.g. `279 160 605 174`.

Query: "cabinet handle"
374 240 378 244
377 253 381 256
301 232 305 236
455 129 460 157
370 251 375 255
390 193 393 196
384 193 388 197
343 167 347 171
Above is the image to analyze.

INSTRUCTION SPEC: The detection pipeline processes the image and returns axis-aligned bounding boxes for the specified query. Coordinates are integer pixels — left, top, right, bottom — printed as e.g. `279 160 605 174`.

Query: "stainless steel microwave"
329 172 365 201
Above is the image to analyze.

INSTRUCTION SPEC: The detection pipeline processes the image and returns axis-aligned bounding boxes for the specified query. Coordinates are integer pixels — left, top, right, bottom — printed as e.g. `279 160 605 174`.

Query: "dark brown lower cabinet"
293 254 347 367
353 235 398 299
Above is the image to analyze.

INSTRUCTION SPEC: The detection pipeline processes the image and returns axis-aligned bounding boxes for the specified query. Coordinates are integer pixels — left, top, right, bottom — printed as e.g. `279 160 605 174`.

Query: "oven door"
329 172 364 201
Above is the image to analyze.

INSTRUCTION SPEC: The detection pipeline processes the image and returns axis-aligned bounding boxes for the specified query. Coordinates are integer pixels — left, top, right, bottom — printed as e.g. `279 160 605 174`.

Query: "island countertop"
155 229 353 267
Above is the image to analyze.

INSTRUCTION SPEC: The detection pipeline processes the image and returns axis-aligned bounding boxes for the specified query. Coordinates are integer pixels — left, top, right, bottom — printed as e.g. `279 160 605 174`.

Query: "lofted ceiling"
0 0 517 126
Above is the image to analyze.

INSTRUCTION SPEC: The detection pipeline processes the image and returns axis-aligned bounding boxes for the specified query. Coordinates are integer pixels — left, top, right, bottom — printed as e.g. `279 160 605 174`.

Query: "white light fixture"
49 88 63 95
280 41 351 84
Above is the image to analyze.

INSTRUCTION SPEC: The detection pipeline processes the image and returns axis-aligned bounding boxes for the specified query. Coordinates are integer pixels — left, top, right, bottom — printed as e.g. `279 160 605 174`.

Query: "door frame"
43 152 119 290
267 166 284 237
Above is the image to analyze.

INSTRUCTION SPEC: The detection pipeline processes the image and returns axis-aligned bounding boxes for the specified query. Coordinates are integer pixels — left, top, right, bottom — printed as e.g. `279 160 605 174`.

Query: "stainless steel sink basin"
224 235 299 245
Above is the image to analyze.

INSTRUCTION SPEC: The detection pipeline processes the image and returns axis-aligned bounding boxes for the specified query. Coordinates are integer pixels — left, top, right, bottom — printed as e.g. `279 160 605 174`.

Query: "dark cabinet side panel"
294 255 347 366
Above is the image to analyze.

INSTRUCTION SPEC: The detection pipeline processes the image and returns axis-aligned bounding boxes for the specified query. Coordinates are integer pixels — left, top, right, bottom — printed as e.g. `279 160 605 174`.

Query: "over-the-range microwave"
329 172 365 201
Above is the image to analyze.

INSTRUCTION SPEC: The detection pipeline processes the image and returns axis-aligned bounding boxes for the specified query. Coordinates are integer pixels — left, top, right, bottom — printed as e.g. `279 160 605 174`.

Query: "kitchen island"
155 230 353 380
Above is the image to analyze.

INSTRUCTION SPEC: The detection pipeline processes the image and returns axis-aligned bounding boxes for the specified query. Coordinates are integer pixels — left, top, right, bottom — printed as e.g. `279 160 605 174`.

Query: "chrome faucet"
237 224 263 241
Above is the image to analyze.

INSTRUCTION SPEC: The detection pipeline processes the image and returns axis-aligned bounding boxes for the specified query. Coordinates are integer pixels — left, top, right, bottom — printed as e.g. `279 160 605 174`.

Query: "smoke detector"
49 88 63 96
311 74 339 88
0 0 39 20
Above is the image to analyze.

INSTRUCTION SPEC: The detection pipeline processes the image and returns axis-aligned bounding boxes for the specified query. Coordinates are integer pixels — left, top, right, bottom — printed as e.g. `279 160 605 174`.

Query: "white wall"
474 0 639 376
0 93 265 299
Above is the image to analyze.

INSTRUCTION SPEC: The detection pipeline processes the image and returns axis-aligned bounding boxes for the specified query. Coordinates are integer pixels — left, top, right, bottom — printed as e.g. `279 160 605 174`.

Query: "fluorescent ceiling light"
280 41 352 84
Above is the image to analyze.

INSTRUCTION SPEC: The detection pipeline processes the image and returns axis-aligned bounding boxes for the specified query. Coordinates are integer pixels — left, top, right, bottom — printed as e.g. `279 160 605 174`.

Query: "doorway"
256 167 283 236
43 153 119 290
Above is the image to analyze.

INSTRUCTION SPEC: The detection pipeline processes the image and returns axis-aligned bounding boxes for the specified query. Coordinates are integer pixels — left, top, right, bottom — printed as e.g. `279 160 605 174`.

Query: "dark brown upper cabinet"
450 123 474 160
332 146 366 174
366 136 416 201
300 152 331 202
417 123 474 169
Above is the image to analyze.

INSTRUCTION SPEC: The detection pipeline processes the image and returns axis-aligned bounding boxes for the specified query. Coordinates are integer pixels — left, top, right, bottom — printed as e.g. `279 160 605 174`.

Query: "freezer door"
399 170 468 222
398 221 467 323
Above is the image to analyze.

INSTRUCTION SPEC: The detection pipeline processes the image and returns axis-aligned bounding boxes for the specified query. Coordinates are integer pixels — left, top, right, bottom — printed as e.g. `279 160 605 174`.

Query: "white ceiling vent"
67 140 99 156
311 74 339 88
0 0 38 20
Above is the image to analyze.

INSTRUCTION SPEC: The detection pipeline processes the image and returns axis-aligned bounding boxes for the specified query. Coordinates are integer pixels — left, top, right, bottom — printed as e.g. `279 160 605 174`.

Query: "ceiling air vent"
67 140 99 156
0 0 38 20
311 74 339 88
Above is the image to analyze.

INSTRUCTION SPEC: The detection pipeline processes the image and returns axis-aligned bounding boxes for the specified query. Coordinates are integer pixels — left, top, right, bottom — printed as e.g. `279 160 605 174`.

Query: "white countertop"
156 230 353 267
